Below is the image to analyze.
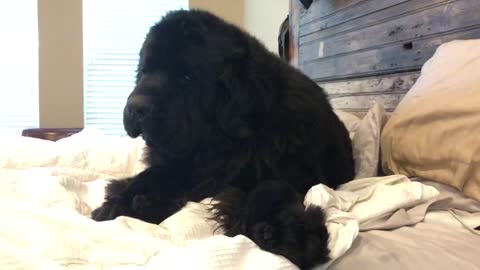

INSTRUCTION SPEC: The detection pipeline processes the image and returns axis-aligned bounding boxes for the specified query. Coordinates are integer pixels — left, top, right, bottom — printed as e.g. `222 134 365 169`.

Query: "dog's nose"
125 95 150 119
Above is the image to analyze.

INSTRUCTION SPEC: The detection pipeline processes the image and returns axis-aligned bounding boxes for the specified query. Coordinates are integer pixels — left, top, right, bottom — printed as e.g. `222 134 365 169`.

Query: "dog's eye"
184 75 191 81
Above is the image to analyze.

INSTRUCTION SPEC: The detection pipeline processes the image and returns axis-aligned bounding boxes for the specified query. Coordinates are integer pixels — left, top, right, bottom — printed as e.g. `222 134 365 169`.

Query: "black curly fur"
91 9 354 269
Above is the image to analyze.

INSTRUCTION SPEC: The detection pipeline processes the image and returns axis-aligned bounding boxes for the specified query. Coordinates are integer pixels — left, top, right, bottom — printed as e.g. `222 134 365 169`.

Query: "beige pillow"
381 39 480 200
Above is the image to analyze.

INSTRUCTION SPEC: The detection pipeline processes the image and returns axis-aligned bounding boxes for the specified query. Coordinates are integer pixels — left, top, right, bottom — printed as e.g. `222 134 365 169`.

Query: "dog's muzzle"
123 95 151 138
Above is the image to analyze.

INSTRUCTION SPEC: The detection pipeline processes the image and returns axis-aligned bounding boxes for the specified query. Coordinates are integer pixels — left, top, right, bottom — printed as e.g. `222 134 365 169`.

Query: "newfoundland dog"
92 10 354 269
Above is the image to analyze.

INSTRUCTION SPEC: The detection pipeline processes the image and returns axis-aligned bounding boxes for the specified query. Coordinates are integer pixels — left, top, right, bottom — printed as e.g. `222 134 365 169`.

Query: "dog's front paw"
250 206 330 269
91 196 133 221
91 193 169 224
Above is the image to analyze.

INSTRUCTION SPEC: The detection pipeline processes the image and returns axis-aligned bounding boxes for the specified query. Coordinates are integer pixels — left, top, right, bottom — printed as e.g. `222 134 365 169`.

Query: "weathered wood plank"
300 0 480 61
300 0 367 25
300 0 449 43
299 0 407 37
329 92 406 112
301 26 480 81
319 72 420 96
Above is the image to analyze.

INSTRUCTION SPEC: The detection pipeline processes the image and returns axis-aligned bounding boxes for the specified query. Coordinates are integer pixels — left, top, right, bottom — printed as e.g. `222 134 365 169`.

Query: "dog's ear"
214 34 258 140
215 82 256 139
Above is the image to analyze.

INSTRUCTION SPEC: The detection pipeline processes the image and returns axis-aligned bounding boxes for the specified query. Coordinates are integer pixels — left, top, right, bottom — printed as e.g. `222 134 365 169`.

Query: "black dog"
92 10 354 269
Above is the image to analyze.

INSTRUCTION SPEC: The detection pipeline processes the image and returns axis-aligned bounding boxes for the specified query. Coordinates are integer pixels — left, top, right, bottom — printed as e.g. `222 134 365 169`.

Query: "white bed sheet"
1 130 479 269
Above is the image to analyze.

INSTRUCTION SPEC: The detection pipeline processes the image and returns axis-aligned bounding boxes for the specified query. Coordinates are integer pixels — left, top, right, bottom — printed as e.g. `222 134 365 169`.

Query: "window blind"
0 0 39 135
83 0 188 135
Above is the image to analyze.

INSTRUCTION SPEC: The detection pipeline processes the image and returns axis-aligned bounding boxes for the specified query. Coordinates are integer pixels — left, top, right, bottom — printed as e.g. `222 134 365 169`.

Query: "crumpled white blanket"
0 130 445 269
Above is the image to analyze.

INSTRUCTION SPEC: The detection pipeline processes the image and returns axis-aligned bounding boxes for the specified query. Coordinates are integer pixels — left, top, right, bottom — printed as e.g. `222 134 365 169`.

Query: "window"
0 0 39 135
83 0 188 135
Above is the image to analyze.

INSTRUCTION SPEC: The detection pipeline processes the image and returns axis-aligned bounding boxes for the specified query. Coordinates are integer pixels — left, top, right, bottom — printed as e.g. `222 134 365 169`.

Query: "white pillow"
335 103 387 179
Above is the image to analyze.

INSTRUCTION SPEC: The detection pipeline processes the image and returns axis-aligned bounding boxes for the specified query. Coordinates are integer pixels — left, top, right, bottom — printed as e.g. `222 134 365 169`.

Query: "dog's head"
124 10 272 162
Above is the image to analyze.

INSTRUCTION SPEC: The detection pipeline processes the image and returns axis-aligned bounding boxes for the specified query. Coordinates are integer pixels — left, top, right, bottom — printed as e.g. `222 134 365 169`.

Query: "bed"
1 1 480 269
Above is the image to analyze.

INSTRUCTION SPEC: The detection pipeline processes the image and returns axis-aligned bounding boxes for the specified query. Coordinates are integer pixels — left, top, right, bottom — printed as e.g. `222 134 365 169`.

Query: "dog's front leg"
91 166 190 224
213 181 330 269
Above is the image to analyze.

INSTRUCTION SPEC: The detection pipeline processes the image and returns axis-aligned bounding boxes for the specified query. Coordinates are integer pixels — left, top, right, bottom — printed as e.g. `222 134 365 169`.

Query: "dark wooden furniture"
290 0 480 113
22 128 83 141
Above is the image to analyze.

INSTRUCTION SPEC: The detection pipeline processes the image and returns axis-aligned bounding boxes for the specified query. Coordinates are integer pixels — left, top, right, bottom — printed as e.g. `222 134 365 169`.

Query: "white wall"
244 0 289 54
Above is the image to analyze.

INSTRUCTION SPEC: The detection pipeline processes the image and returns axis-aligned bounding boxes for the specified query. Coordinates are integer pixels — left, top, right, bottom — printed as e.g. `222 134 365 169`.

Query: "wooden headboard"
289 0 480 113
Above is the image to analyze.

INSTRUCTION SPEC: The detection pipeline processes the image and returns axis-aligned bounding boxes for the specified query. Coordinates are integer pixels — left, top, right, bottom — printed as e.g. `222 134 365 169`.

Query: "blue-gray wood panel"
292 0 480 112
